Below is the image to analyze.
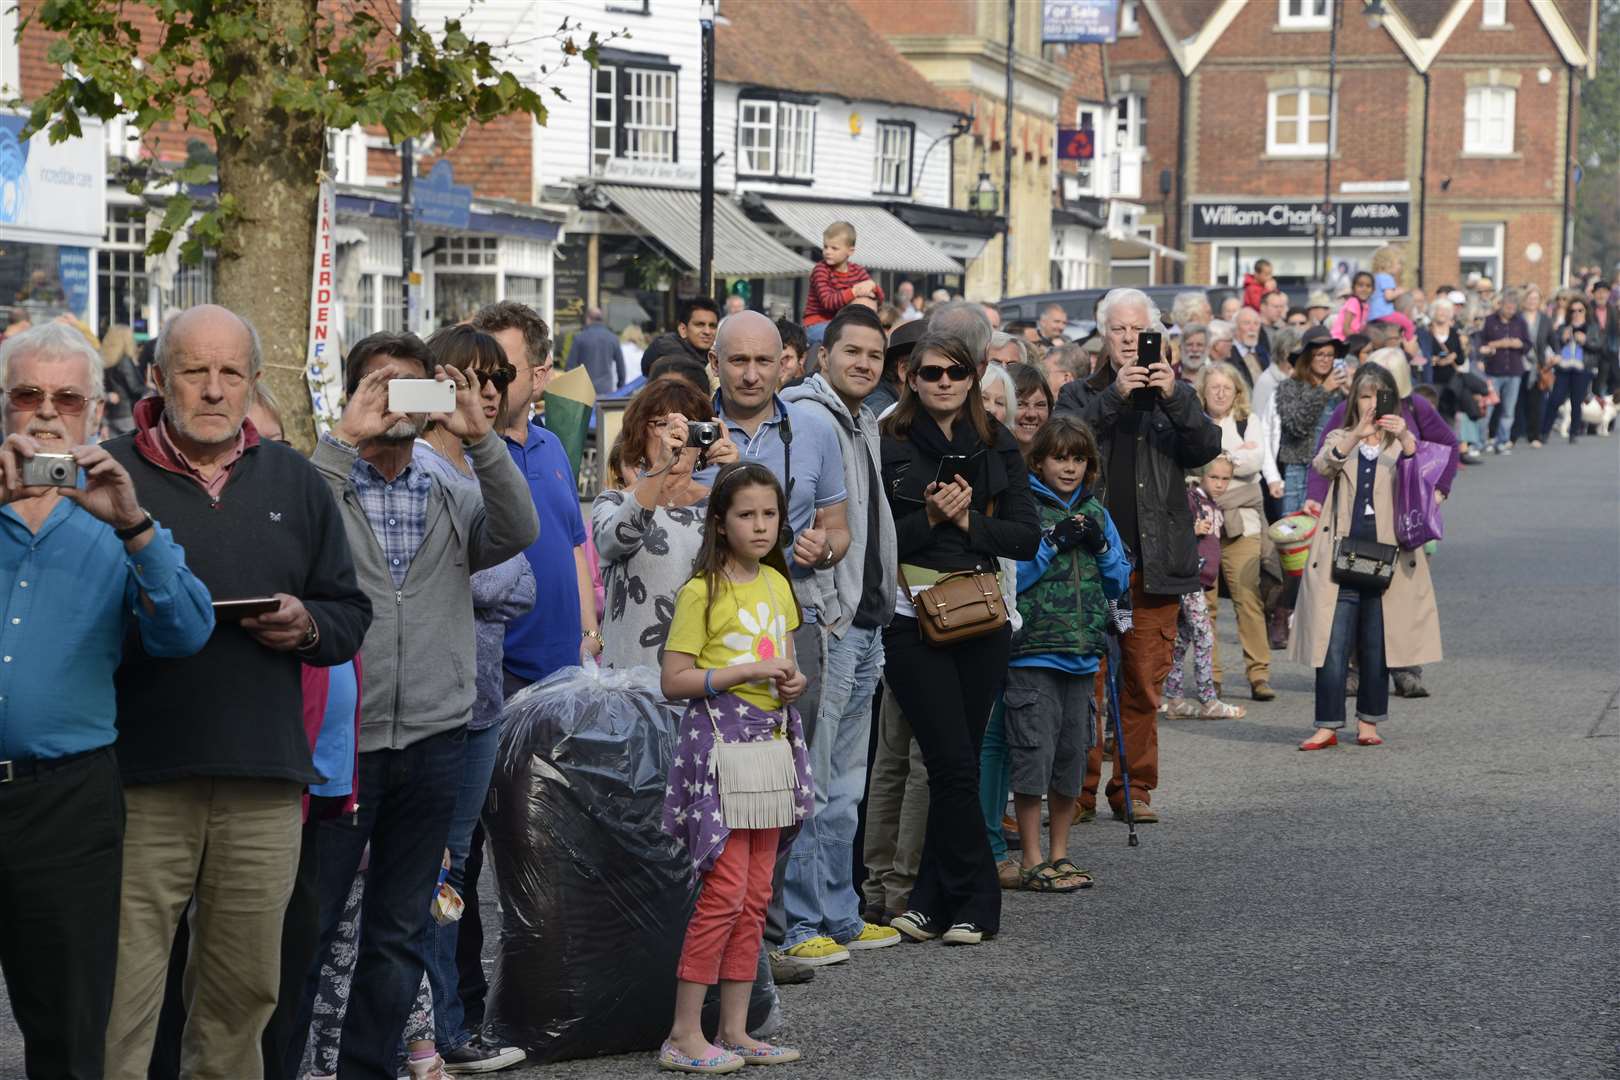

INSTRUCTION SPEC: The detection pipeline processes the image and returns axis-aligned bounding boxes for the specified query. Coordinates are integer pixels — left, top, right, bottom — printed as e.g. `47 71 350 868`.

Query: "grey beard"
378 418 421 443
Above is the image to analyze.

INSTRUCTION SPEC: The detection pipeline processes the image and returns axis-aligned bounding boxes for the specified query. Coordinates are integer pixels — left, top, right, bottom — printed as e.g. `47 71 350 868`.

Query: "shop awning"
759 197 963 275
586 183 812 280
1110 235 1189 263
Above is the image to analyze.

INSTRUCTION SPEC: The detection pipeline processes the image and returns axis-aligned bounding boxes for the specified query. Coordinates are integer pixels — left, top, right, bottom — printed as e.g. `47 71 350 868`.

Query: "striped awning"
760 197 963 275
587 183 812 280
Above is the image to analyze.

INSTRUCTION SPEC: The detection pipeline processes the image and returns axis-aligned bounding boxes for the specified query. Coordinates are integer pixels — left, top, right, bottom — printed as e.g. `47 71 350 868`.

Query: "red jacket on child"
804 260 883 325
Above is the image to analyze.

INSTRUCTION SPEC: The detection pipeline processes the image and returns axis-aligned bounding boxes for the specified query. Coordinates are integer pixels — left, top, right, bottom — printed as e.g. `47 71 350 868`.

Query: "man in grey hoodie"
777 304 901 963
304 331 539 1080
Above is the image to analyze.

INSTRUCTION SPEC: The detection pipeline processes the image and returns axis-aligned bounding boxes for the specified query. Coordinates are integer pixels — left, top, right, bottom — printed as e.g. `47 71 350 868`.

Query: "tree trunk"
211 0 327 452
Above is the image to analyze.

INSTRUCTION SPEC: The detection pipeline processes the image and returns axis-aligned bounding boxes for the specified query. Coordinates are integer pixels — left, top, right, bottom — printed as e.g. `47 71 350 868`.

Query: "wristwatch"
115 509 155 542
297 618 321 653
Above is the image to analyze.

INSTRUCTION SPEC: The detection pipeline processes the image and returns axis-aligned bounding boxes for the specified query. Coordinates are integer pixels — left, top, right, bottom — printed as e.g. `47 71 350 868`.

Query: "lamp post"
1001 0 1015 299
400 0 415 333
1320 0 1388 282
699 0 716 300
971 171 1000 217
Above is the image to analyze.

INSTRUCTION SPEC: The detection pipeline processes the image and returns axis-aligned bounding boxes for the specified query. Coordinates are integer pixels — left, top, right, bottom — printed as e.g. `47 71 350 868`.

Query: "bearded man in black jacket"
1054 288 1220 825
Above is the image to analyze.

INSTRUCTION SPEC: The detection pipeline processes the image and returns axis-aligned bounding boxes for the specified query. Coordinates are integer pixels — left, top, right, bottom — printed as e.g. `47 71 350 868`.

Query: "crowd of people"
2 223 1614 1079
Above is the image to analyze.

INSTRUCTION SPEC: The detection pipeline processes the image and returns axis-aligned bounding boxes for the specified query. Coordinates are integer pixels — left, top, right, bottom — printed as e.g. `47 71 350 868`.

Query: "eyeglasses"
914 364 972 384
5 386 89 414
473 365 517 392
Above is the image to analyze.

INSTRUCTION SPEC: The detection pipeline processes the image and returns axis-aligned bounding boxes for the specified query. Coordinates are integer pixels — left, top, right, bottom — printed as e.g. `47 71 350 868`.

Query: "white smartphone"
388 378 456 414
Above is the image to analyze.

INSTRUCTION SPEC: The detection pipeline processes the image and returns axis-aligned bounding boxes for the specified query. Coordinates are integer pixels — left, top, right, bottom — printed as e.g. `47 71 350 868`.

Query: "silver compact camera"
685 421 722 449
21 452 79 488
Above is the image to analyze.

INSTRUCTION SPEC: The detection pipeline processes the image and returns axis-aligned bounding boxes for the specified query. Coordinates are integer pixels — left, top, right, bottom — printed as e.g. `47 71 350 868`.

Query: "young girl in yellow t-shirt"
658 462 812 1074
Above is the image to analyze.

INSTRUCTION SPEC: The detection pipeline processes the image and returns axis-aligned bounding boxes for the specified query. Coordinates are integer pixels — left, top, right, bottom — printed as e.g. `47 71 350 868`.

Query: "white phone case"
388 379 456 414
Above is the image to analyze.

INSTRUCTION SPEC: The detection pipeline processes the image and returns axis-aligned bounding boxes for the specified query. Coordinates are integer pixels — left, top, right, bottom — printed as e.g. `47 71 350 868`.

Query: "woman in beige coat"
1294 364 1442 750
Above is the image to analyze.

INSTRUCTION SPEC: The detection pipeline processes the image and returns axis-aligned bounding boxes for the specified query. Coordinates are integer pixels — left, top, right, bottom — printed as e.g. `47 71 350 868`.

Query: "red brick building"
1105 0 1597 293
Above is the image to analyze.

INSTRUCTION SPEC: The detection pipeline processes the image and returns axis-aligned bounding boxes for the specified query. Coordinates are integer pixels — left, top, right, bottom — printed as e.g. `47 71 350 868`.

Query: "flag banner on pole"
542 364 597 483
305 180 343 433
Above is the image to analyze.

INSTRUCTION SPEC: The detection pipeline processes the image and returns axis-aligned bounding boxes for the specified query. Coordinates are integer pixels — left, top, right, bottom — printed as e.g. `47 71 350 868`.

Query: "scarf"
908 409 1010 504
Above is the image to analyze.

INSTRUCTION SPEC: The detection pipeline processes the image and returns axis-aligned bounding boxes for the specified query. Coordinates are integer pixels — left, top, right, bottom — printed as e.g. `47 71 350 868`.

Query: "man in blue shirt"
565 306 626 395
0 322 213 1080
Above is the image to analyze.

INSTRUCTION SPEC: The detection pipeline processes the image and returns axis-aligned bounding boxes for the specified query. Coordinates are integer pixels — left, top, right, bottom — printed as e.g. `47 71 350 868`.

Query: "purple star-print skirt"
660 691 814 874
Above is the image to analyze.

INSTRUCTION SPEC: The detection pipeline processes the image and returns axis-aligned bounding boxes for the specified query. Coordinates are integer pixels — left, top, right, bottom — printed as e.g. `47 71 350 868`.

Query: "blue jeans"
1490 374 1522 446
1542 368 1592 440
1282 463 1311 515
782 624 883 947
300 726 467 1080
423 722 501 1048
1314 589 1389 730
977 697 1010 862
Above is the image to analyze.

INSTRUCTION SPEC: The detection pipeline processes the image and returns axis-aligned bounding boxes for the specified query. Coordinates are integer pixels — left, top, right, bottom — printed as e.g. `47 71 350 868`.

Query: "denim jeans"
423 722 501 1049
1282 462 1311 515
298 726 467 1080
1490 374 1522 446
977 697 1010 863
782 624 883 948
1314 588 1389 730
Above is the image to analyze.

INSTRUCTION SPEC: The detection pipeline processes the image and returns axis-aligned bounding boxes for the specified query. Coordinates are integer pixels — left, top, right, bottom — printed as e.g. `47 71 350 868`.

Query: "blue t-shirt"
1368 273 1397 321
502 421 586 681
310 660 358 798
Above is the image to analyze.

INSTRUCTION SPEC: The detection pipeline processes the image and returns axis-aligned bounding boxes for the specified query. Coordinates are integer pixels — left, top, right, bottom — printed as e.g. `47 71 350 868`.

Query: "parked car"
1000 281 1330 331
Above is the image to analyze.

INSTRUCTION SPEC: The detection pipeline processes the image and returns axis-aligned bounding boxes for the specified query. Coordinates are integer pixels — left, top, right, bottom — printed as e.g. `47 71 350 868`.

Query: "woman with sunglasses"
407 325 536 1065
1544 298 1603 444
879 332 1040 947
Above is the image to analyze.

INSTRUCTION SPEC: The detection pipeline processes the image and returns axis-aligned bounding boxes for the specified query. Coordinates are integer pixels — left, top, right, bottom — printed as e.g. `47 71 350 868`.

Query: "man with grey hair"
1036 302 1069 347
1042 341 1087 395
986 331 1022 369
564 305 625 395
979 301 1002 331
102 304 372 1079
1171 290 1212 329
0 322 213 1079
1054 288 1220 825
1231 306 1270 388
926 300 994 374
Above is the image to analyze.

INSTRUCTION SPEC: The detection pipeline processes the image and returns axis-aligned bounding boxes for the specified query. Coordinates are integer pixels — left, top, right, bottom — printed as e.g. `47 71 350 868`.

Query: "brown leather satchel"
900 565 1008 646
1537 363 1556 392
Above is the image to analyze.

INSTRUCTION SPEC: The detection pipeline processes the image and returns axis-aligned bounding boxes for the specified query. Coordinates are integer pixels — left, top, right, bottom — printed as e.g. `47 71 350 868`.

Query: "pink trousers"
676 827 780 985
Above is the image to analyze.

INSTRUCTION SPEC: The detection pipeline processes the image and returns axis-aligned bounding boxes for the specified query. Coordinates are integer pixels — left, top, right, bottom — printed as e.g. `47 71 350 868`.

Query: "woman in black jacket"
879 331 1039 947
1543 298 1604 444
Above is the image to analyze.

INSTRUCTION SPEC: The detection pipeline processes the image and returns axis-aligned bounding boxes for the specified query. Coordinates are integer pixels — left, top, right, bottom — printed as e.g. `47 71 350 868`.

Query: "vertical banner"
305 181 344 433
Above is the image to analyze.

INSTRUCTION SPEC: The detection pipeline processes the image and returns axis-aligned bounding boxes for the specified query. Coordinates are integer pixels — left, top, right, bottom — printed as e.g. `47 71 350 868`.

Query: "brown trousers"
1082 573 1179 812
1206 532 1272 686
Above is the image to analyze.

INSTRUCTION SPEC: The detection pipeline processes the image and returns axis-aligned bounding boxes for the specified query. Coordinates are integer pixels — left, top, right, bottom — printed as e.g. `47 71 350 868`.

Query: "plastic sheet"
484 663 775 1063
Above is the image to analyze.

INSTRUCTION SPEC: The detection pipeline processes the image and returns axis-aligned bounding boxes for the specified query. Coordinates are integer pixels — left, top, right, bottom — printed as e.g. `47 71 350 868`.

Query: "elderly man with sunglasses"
0 321 214 1080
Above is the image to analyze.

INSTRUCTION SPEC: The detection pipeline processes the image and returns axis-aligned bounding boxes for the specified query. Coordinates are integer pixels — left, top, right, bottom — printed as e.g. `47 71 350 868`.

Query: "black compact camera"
685 421 722 449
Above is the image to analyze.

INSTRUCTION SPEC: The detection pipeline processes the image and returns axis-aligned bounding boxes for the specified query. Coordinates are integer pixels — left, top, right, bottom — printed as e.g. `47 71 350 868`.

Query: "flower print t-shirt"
667 565 801 712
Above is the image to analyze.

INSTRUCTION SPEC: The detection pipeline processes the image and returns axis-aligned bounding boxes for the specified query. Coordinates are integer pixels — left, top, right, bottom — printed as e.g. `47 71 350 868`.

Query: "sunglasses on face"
6 386 89 415
472 365 517 392
915 363 972 384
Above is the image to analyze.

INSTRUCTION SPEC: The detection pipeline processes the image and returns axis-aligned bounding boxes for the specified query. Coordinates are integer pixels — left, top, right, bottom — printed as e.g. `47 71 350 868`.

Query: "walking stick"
1105 645 1140 848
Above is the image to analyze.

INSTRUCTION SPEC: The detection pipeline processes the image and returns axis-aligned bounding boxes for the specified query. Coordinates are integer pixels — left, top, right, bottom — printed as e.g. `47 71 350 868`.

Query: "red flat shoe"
1298 732 1338 751
1356 734 1384 746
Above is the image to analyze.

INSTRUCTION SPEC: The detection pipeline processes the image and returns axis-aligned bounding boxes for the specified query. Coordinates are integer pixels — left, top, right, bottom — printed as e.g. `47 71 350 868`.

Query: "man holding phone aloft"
1054 289 1221 825
0 322 214 1080
100 304 373 1080
304 331 537 1080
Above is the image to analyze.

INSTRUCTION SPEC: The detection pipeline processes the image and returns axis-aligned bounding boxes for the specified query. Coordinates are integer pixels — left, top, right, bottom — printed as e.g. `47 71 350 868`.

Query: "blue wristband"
704 669 717 697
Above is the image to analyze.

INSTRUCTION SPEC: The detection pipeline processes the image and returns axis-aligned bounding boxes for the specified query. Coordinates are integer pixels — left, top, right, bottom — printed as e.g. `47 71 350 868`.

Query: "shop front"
0 114 107 332
1189 196 1411 288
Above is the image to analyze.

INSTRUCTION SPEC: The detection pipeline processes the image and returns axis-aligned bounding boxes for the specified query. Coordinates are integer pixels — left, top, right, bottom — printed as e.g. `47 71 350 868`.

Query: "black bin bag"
484 664 776 1063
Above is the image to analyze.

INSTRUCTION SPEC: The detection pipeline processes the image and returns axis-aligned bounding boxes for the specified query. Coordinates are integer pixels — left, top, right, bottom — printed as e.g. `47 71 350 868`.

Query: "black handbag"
1327 467 1396 593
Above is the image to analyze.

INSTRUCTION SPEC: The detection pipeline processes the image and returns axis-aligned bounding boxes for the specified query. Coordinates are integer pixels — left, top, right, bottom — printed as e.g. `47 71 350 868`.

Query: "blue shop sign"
416 161 472 230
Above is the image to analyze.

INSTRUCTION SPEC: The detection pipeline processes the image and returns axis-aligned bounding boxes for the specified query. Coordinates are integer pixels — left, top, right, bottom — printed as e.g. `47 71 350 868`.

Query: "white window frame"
1458 223 1504 282
739 99 777 176
1266 88 1333 156
1113 93 1144 152
1464 86 1516 155
874 121 913 196
777 102 816 180
623 68 677 162
1118 0 1140 35
434 236 501 269
1277 0 1331 28
1481 0 1507 27
591 66 617 174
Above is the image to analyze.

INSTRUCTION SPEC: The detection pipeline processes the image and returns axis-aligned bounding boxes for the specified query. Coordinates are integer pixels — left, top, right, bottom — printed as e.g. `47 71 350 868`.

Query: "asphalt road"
2 437 1616 1080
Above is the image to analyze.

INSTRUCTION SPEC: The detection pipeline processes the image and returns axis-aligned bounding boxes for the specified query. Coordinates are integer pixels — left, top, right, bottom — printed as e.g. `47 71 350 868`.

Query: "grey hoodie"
780 373 897 636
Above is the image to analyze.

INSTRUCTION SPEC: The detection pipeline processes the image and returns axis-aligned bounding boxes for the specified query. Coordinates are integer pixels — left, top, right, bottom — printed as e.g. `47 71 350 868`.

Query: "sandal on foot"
1049 857 1095 889
717 1041 802 1066
659 1041 744 1074
1019 861 1080 893
1199 699 1247 720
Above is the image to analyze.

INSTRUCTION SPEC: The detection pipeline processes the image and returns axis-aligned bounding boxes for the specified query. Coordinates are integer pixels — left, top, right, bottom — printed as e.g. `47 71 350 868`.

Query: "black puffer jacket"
880 423 1040 574
1054 370 1220 596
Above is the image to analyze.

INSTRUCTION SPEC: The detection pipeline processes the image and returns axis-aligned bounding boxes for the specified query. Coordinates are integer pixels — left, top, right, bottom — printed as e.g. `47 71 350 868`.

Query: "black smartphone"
1375 386 1399 420
212 597 280 621
1132 331 1163 410
933 454 971 487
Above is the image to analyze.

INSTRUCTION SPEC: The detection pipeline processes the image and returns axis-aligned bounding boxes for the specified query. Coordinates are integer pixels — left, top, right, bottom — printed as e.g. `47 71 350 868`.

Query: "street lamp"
970 171 1000 216
1363 0 1387 29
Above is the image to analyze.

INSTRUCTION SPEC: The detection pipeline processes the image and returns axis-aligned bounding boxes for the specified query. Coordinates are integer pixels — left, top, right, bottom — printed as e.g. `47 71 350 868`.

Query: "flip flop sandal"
1049 857 1095 889
1019 861 1080 893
